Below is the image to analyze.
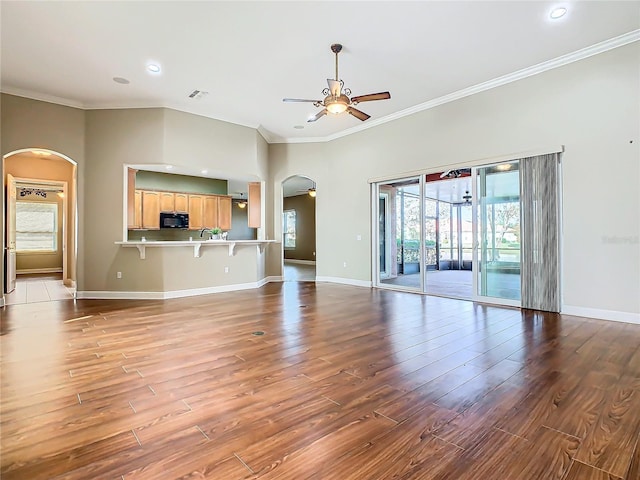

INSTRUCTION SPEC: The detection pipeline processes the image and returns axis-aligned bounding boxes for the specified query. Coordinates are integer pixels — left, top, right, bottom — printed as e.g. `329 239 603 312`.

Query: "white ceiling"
1 2 639 143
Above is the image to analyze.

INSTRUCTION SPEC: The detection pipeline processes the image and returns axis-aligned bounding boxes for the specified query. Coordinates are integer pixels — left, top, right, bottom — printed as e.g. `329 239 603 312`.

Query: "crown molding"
279 29 640 144
0 86 85 109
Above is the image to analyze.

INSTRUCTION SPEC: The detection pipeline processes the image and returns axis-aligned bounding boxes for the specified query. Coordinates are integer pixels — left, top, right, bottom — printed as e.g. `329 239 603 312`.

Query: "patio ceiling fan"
283 43 391 122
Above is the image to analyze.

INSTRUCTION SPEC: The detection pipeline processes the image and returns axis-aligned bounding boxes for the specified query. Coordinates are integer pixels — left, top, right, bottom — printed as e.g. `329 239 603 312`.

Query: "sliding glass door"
373 159 535 309
473 161 521 305
377 177 423 292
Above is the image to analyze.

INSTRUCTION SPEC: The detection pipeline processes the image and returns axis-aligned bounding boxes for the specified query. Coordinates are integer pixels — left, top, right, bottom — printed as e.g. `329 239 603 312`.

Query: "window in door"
283 209 296 249
16 202 58 252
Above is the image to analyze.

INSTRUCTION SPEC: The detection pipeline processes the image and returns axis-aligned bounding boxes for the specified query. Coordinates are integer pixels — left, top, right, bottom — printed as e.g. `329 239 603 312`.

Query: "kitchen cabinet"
128 188 232 232
127 168 138 228
203 196 219 229
188 194 204 230
159 192 175 212
175 193 188 213
133 190 142 229
218 196 232 230
248 181 261 228
141 191 160 229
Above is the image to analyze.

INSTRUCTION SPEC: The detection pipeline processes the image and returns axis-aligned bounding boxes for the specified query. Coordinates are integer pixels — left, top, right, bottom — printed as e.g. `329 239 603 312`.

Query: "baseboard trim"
77 278 273 300
562 305 640 325
17 268 63 274
266 275 284 283
315 276 372 288
284 259 316 265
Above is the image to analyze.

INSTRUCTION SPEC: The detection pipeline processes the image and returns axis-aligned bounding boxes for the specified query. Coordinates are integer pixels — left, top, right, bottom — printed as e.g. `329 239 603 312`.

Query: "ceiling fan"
283 43 391 123
295 181 316 197
230 192 248 208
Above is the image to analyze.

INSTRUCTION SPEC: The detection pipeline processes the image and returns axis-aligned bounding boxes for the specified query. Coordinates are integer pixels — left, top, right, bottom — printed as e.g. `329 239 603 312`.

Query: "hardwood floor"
1 282 639 479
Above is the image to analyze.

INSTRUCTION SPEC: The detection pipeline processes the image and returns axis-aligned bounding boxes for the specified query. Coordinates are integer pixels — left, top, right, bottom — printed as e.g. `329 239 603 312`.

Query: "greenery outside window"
16 202 58 252
283 209 296 249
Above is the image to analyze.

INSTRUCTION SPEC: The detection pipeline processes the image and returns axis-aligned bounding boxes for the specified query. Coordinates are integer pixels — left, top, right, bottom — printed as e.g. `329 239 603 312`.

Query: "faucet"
199 228 211 240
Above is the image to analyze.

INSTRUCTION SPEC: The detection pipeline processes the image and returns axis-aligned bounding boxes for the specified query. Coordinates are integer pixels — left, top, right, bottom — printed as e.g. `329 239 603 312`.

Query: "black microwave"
160 212 189 229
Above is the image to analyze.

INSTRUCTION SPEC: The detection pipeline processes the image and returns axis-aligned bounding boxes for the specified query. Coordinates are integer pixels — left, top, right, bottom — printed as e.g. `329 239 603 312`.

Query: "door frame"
12 177 69 281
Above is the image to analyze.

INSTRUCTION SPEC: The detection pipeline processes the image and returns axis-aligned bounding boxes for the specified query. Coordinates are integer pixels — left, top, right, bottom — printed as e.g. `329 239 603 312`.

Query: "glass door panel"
378 178 422 292
424 198 438 271
474 161 521 304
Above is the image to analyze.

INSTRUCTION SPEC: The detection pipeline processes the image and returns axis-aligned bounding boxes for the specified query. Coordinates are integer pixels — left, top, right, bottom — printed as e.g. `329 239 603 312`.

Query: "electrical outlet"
343 262 347 268
357 235 362 241
224 266 229 273
116 272 122 279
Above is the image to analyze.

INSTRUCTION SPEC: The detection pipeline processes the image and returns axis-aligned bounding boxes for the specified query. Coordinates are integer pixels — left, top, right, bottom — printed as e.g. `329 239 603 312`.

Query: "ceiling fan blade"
307 109 328 122
283 98 322 103
327 79 341 97
347 107 370 121
351 91 391 104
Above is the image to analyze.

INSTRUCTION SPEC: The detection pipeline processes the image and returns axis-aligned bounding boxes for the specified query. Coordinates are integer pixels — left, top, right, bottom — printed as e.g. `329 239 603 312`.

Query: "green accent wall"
136 170 227 194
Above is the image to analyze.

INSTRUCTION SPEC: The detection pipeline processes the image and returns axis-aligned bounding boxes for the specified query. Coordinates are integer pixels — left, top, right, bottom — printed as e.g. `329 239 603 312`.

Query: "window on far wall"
16 202 58 252
283 209 296 249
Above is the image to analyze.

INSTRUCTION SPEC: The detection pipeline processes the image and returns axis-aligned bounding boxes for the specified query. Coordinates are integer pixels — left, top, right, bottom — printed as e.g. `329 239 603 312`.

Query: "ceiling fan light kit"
283 43 390 123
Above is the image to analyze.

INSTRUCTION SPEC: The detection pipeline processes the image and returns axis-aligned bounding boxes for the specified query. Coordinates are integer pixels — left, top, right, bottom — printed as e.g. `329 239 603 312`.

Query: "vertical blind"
520 153 561 312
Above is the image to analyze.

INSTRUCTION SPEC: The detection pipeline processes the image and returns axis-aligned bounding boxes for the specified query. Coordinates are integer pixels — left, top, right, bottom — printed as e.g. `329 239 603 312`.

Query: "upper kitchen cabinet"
203 195 219 230
201 195 232 230
175 193 188 213
141 191 161 229
159 192 175 212
188 194 205 230
218 196 232 230
248 181 261 228
127 168 138 229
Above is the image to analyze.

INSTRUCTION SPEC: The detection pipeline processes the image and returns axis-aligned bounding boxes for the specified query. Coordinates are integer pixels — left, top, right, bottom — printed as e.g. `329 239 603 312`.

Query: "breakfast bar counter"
115 239 277 259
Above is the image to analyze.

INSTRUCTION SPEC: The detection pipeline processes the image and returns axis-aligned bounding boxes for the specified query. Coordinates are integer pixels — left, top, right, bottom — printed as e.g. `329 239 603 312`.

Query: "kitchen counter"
115 239 277 259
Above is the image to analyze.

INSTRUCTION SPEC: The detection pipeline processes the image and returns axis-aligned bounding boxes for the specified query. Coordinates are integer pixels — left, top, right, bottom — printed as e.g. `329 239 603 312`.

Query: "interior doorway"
3 149 78 304
281 175 316 282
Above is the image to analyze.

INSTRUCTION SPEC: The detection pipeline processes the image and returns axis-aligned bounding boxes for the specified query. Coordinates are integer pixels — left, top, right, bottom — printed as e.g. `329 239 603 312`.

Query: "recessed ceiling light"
293 125 304 130
113 77 130 84
550 7 567 19
165 165 173 170
147 63 161 74
201 169 208 175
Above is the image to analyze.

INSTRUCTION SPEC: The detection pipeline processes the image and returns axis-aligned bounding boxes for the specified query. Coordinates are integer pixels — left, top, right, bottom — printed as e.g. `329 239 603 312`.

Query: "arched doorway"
281 175 316 282
3 148 78 305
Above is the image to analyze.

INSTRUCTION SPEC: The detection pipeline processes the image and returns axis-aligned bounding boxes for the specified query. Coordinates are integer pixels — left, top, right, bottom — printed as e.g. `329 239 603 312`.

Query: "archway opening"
3 148 78 305
281 175 316 282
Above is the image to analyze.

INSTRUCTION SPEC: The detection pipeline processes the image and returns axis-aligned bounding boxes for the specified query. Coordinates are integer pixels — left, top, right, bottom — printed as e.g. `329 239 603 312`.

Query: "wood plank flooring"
1 282 639 479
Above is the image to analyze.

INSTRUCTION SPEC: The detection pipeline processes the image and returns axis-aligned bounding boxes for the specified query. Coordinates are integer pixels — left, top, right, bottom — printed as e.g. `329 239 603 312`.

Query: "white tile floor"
4 274 75 305
283 261 316 282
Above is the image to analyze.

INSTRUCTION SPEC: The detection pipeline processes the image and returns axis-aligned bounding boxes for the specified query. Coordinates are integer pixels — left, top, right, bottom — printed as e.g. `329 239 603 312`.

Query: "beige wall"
283 193 316 261
1 94 84 292
84 109 165 292
83 108 270 294
269 42 640 316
